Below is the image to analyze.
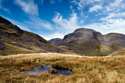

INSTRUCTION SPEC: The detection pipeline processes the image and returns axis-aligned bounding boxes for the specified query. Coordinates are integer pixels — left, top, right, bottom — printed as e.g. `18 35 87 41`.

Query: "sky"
0 0 125 40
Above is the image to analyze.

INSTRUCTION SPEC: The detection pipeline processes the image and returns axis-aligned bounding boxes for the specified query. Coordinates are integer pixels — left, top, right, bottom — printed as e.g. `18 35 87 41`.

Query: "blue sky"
0 0 125 40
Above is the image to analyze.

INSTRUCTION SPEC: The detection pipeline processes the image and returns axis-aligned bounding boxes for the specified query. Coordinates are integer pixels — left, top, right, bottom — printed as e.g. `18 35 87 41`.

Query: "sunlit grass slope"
0 53 125 83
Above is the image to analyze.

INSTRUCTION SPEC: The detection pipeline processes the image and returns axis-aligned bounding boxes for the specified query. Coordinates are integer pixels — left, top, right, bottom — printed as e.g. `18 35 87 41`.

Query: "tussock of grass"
0 53 125 83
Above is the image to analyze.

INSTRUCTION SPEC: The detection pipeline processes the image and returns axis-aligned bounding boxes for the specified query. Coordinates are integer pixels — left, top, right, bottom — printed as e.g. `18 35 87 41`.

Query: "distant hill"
0 16 65 55
49 28 125 56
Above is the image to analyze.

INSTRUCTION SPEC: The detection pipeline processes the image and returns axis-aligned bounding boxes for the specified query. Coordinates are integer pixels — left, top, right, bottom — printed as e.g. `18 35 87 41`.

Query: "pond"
27 65 49 76
26 65 72 76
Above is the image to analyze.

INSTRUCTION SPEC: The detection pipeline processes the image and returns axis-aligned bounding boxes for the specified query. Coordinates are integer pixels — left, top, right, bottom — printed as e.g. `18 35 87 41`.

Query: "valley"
0 15 125 83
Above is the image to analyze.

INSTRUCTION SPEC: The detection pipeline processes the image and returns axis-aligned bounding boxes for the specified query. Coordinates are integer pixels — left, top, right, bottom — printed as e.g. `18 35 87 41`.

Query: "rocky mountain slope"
50 28 125 56
0 16 64 55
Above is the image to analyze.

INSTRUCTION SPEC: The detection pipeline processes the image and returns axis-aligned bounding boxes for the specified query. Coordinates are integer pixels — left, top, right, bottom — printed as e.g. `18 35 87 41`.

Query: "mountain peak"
74 28 96 33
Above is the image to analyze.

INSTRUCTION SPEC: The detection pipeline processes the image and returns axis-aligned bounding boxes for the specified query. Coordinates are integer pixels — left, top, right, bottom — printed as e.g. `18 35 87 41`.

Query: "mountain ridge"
50 28 125 55
0 16 66 55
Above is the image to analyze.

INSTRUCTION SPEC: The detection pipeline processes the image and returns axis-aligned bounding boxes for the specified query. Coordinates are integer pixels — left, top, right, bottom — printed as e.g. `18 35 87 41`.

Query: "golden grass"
0 53 125 83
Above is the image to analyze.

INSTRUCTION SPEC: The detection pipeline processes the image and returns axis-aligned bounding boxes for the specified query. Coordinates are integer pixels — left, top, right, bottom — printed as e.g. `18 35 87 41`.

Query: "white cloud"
71 0 103 17
72 0 101 9
15 0 38 16
53 12 79 31
85 21 125 34
72 0 125 14
83 17 125 34
101 12 125 21
29 17 54 31
42 32 65 40
89 5 102 12
106 0 125 12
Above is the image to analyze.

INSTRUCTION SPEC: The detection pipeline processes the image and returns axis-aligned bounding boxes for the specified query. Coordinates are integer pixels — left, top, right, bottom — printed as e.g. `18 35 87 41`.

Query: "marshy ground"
0 53 125 83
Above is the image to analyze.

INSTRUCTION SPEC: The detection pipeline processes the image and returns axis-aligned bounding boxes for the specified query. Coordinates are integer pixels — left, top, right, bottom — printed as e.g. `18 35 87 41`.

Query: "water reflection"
26 65 72 76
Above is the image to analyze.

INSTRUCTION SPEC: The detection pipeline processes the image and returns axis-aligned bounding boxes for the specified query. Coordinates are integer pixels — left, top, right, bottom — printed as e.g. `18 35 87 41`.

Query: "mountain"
49 28 125 56
63 28 102 55
0 16 64 55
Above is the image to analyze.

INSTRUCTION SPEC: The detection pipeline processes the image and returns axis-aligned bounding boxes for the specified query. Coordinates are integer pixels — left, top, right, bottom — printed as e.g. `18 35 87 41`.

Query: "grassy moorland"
0 53 125 83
